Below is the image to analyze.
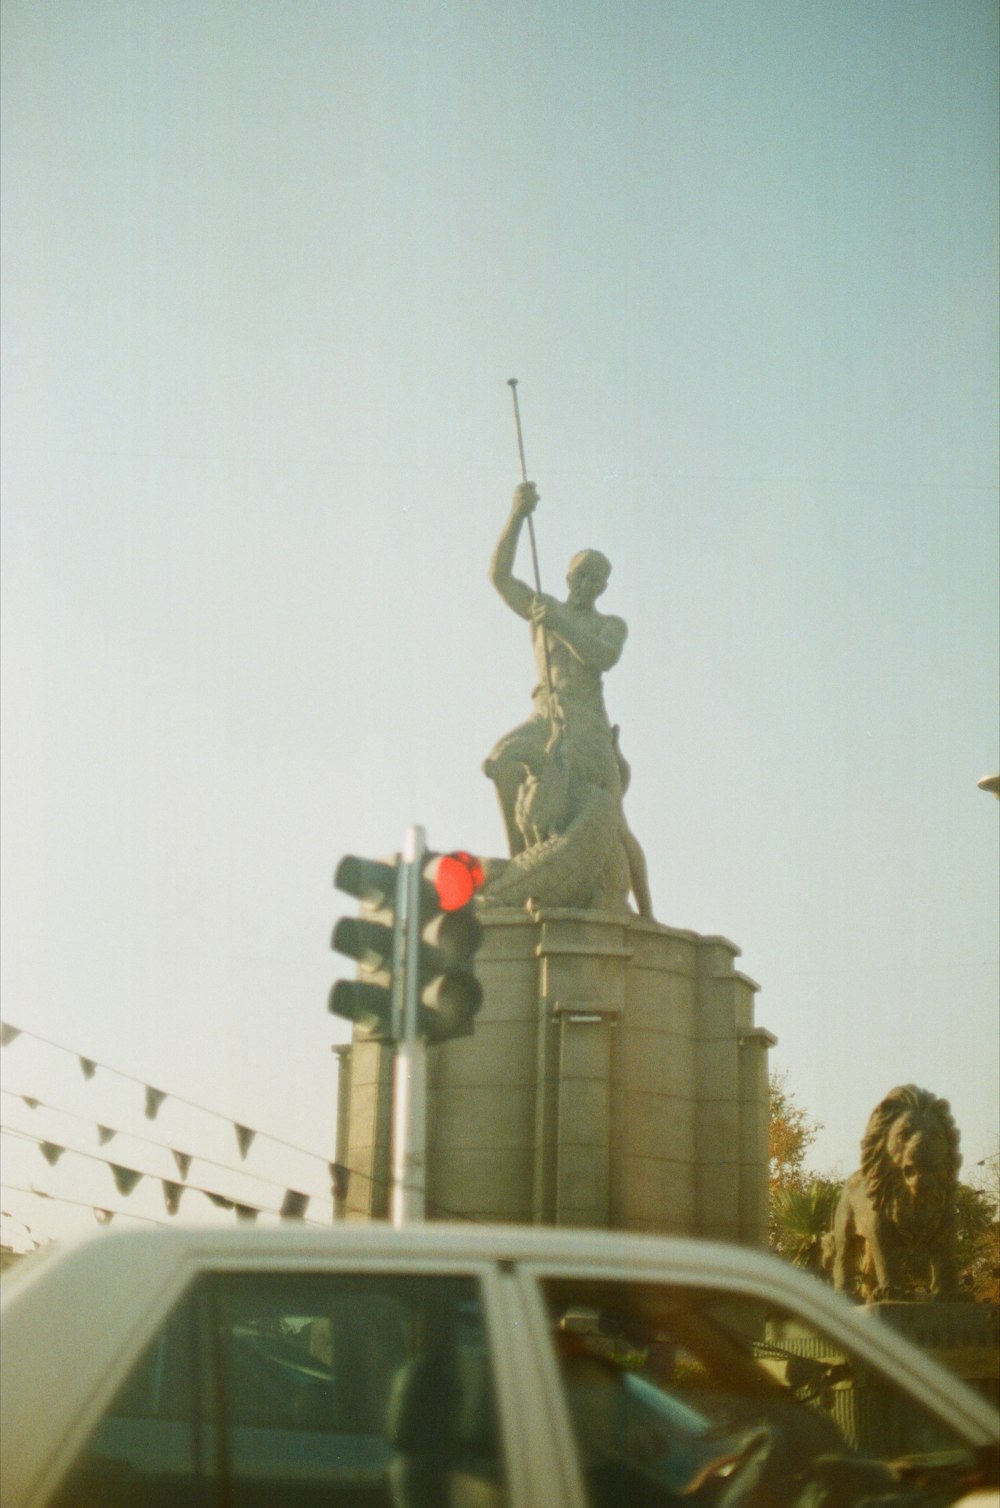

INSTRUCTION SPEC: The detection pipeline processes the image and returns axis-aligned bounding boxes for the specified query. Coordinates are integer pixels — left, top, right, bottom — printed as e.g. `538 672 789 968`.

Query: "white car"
1 1223 997 1508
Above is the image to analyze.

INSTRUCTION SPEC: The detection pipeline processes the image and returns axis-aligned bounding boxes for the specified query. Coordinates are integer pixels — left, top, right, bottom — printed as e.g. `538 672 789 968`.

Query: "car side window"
51 1291 208 1508
210 1271 508 1508
54 1272 508 1508
539 1278 986 1508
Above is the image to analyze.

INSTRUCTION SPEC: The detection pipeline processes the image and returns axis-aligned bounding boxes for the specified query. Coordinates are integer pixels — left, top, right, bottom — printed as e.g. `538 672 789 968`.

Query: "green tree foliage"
769 1179 842 1273
768 1070 821 1196
768 1071 833 1261
961 1144 1000 1302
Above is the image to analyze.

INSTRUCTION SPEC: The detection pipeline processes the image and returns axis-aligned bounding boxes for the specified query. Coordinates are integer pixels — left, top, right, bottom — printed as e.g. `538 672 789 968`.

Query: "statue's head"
566 549 611 608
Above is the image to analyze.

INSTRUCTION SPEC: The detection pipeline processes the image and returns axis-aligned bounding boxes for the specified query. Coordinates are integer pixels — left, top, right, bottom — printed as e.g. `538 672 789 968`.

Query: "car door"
43 1253 564 1508
512 1258 999 1508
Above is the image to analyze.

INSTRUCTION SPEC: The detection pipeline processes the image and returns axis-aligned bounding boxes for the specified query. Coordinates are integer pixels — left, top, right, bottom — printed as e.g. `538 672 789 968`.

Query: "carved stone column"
424 909 772 1240
339 1037 393 1220
535 918 629 1226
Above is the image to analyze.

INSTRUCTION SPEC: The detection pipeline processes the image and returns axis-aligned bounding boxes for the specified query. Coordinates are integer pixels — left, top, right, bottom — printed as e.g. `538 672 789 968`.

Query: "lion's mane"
860 1084 961 1216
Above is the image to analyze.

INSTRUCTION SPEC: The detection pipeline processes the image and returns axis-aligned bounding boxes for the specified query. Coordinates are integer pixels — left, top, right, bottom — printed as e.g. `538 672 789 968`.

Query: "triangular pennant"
110 1164 143 1197
280 1189 309 1221
93 1208 114 1225
0 1023 21 1047
22 1096 40 1111
40 1142 65 1166
206 1191 234 1211
235 1204 259 1224
172 1150 192 1180
234 1124 256 1159
144 1086 167 1120
79 1057 97 1080
97 1125 116 1146
330 1163 350 1201
162 1180 184 1216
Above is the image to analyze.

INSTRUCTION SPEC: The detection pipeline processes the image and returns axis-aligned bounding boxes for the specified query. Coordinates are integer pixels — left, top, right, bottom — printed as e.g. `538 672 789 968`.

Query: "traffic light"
414 851 486 1044
329 844 487 1046
329 854 402 1039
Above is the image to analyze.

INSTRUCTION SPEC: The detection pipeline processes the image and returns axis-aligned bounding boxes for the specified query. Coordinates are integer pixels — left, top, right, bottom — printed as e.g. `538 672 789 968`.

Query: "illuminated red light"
433 851 486 911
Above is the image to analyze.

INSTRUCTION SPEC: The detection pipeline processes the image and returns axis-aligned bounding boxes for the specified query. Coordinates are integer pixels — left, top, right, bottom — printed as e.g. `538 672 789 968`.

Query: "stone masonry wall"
336 908 774 1243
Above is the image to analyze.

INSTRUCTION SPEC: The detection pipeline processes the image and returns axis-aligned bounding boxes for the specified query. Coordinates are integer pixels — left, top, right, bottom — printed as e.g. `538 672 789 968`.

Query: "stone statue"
825 1085 962 1303
481 482 652 917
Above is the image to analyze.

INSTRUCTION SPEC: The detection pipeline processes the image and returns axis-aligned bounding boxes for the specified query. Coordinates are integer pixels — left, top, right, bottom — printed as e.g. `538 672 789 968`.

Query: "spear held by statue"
506 378 556 727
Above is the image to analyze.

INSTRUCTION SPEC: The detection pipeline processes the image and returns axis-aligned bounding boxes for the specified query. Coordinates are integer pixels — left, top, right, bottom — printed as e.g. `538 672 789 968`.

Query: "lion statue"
825 1085 962 1303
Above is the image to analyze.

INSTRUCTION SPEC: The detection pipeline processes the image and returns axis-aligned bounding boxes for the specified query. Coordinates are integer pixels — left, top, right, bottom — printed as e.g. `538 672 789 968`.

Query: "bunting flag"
111 1164 143 1197
7 1123 336 1231
162 1181 184 1216
0 1027 339 1227
280 1189 309 1221
144 1087 167 1120
93 1208 114 1226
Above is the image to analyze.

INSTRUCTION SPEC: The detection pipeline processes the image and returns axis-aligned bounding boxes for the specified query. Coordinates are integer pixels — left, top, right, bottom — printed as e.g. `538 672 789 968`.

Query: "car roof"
1 1220 854 1306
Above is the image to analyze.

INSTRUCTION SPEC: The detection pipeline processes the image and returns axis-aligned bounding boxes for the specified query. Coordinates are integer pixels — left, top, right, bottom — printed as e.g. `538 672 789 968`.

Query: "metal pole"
507 379 555 724
331 1045 352 1221
391 825 427 1225
507 377 545 596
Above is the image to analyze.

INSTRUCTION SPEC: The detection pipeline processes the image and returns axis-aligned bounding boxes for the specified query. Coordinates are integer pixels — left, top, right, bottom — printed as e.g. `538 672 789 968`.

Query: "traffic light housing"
329 854 401 1039
329 845 486 1046
415 852 485 1044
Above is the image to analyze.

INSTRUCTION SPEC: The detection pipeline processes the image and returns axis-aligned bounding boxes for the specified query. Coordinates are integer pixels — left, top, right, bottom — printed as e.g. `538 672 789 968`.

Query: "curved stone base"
336 908 775 1244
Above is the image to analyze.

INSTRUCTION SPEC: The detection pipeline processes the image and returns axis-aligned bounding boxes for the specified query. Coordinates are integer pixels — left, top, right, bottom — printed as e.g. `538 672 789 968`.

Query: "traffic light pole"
390 825 427 1225
332 829 483 1222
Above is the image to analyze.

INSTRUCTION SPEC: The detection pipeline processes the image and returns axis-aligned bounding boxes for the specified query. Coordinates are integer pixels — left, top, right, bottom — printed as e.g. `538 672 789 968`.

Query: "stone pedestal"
869 1302 1000 1414
336 908 774 1244
336 1035 393 1220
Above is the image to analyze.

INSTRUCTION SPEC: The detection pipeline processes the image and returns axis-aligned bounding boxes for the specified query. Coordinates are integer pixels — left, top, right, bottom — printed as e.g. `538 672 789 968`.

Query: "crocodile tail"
482 787 622 910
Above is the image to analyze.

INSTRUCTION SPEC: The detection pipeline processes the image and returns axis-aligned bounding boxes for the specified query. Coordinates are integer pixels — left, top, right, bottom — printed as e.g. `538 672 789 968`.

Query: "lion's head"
860 1085 961 1228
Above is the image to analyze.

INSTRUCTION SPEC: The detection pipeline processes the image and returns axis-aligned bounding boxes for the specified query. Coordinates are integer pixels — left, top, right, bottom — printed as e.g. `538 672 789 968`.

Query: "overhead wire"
0 1020 335 1169
0 1020 486 1224
0 1125 332 1227
0 1088 335 1205
1 1181 166 1230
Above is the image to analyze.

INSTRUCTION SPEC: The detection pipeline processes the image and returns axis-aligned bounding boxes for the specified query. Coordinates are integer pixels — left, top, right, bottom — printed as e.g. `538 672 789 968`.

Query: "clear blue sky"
2 1 997 1245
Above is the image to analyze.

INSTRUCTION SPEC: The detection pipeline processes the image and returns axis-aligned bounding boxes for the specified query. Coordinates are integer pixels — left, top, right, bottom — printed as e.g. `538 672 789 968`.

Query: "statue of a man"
483 482 652 917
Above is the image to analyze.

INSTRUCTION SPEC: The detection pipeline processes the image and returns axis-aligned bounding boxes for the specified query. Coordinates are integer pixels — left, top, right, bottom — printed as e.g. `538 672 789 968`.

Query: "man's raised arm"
488 482 538 620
